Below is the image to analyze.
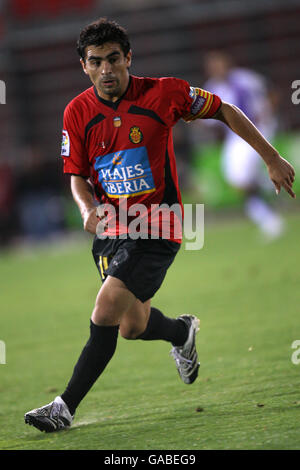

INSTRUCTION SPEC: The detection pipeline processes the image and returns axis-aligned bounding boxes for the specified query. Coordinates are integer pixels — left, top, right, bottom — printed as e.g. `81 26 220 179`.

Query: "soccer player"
24 19 295 433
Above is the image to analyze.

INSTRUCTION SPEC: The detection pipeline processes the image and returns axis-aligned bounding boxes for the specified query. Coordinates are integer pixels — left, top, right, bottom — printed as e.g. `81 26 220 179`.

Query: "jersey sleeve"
60 102 90 178
158 78 222 126
182 86 222 122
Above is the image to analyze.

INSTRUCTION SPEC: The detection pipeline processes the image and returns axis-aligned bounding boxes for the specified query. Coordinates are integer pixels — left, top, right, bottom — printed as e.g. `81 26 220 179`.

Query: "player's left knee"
119 324 143 340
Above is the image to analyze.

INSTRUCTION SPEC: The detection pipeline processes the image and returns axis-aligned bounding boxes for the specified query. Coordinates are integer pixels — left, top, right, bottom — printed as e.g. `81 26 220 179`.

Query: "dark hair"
77 18 131 61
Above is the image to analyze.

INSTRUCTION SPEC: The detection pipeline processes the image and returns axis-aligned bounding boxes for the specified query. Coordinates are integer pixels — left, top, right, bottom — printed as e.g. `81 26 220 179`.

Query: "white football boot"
25 396 73 432
170 315 200 384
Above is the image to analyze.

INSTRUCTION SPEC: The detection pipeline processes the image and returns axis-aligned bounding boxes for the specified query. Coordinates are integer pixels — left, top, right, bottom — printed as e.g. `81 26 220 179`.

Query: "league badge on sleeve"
61 130 70 157
189 87 206 115
184 86 213 121
189 87 196 100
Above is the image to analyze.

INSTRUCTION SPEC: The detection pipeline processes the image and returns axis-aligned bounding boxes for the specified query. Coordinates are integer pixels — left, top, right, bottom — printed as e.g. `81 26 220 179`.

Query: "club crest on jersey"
113 116 122 127
129 126 143 144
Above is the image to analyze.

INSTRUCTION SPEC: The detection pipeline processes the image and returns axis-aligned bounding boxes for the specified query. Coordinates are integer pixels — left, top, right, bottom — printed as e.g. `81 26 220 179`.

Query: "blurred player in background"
24 19 295 433
203 51 284 239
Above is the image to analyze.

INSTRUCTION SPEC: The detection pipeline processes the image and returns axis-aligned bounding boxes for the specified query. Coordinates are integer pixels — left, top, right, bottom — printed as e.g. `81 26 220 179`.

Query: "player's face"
81 42 132 101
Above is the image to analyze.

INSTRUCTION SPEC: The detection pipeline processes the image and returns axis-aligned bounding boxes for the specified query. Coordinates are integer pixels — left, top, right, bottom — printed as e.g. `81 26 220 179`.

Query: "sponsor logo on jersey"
61 130 70 156
129 126 143 144
112 152 123 165
94 146 155 198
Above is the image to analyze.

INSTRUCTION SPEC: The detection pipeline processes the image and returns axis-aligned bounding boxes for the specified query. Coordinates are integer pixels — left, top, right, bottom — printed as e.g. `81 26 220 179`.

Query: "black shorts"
92 236 181 302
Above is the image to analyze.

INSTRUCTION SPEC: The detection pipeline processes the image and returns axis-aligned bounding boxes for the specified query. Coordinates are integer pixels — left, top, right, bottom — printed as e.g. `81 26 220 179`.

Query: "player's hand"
83 207 98 234
83 206 108 234
83 207 99 234
267 155 296 199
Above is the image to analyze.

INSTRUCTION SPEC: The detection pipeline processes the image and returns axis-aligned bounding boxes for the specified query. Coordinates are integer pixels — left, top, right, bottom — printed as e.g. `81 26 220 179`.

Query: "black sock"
136 307 188 347
61 320 119 416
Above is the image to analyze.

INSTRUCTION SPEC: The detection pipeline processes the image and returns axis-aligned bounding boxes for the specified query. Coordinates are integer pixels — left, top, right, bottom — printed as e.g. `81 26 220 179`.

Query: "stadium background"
0 0 299 244
1 0 300 451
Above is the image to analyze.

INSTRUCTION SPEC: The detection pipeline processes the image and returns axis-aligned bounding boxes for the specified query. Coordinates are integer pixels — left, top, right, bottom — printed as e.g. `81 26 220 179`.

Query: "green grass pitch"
1 214 300 450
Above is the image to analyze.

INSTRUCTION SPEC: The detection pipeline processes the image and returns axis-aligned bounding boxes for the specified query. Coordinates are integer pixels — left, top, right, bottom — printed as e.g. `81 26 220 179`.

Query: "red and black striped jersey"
61 75 221 242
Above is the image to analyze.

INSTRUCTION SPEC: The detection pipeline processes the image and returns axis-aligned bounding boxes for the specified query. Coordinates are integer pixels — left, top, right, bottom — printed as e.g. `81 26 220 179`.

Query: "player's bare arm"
213 101 296 198
70 175 99 234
